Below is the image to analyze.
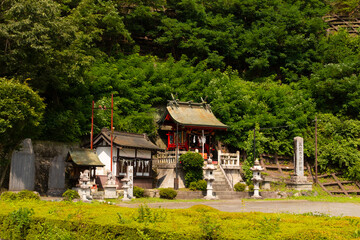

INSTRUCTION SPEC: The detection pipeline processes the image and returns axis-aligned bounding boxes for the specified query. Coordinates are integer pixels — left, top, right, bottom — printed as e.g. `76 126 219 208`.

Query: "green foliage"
248 185 254 192
4 208 34 239
62 189 80 201
1 0 360 182
180 152 204 187
189 182 197 191
159 188 177 199
196 180 207 191
0 200 359 239
134 204 167 225
133 186 145 198
189 180 207 191
199 214 221 240
17 190 40 201
0 78 45 181
330 0 360 14
0 191 17 201
304 113 360 181
234 183 246 192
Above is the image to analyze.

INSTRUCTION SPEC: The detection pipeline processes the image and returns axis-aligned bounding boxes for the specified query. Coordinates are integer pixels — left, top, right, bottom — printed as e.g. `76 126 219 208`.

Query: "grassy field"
1 199 360 239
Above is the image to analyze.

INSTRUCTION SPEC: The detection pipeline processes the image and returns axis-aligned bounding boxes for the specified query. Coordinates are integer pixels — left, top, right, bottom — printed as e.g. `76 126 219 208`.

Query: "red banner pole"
110 94 114 172
91 100 94 150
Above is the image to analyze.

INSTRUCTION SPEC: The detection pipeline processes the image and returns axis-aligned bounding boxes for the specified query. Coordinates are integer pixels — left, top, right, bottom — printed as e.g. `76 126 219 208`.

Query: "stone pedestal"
287 175 313 191
104 185 118 199
79 185 92 201
104 171 118 199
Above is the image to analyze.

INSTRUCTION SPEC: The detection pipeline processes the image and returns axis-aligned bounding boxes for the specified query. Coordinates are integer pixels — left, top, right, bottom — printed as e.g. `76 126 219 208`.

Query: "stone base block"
286 182 313 191
290 175 309 183
47 188 65 197
104 185 118 199
78 188 92 201
251 195 262 199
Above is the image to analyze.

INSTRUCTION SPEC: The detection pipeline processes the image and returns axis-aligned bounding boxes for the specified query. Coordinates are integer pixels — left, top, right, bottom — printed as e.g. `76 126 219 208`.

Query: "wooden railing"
218 150 240 167
154 150 199 165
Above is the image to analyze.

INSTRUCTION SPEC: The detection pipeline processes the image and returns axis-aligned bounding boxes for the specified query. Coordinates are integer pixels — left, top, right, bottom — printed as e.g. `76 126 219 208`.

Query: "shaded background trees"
1 0 360 179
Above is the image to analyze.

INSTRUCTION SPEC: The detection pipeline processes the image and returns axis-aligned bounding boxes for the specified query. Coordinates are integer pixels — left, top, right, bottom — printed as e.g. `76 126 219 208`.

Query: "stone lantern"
78 170 92 201
250 159 264 198
121 177 131 201
203 158 217 200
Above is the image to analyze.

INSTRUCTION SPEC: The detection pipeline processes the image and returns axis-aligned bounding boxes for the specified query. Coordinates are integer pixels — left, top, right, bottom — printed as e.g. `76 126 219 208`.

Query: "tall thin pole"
91 101 94 150
175 123 179 189
110 94 114 172
253 128 256 162
202 129 205 159
315 116 318 183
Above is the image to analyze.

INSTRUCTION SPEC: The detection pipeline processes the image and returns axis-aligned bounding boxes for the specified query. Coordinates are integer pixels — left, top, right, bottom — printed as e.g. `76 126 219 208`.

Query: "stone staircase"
212 167 232 192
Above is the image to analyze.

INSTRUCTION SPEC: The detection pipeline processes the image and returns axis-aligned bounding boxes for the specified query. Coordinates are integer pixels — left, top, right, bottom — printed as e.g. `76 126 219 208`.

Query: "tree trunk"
0 161 10 189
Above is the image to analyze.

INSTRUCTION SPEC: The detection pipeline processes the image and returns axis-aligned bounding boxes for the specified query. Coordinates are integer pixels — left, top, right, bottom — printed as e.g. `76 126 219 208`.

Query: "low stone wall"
9 140 78 196
33 141 78 196
155 167 186 189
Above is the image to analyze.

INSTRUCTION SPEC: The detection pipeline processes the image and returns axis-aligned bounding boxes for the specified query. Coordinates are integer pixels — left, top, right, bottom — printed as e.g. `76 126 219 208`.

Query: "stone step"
213 191 250 199
213 181 227 185
213 186 232 191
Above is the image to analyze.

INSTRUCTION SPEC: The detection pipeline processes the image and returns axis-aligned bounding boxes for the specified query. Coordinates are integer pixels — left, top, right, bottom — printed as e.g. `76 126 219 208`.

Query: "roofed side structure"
93 128 163 151
158 100 228 129
67 149 104 167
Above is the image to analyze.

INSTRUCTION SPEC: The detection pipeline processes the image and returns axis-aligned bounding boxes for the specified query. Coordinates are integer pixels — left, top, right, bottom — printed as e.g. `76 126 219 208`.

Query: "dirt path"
116 200 360 217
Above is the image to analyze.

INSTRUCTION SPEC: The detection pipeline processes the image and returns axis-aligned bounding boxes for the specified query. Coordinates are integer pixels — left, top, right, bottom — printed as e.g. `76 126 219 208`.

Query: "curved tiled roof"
93 128 163 151
159 100 228 129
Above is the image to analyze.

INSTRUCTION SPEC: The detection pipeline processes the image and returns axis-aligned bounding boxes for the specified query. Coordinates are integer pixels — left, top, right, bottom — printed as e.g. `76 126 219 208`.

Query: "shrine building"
92 128 162 189
157 99 228 160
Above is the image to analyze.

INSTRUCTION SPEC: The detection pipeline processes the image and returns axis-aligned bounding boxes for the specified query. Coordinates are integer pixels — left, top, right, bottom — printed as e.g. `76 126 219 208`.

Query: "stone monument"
203 158 217 200
288 136 312 190
250 159 264 198
78 170 92 201
121 166 133 201
104 171 118 198
9 139 36 191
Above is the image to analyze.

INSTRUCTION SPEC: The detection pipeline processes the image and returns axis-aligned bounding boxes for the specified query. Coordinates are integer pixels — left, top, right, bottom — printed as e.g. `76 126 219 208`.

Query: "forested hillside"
1 0 360 179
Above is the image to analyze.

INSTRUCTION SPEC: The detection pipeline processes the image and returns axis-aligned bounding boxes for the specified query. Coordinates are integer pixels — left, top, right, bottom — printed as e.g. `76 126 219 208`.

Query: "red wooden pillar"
111 94 114 172
91 101 94 150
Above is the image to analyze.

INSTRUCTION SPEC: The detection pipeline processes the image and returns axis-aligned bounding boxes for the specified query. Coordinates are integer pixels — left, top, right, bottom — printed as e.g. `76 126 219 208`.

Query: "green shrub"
248 184 254 191
4 208 34 239
159 188 177 199
62 189 80 201
134 186 145 198
180 152 204 187
17 190 40 200
134 204 167 225
189 182 197 191
234 183 246 192
0 191 17 201
196 180 207 191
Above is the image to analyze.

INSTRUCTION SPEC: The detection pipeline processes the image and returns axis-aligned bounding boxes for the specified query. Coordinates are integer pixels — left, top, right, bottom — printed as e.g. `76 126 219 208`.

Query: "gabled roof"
67 149 104 167
93 128 163 151
158 100 228 129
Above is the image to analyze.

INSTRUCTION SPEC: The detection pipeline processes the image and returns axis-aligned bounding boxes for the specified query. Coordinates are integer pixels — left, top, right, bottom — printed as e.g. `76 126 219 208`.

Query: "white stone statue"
79 170 90 185
106 171 116 185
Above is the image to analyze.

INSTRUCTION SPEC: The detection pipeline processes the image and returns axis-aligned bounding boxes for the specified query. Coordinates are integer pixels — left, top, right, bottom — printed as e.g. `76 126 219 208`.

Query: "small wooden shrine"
92 128 162 189
158 99 228 159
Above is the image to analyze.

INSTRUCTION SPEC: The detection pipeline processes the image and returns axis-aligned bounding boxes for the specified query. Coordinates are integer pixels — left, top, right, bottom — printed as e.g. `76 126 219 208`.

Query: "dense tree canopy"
0 78 45 186
1 0 360 180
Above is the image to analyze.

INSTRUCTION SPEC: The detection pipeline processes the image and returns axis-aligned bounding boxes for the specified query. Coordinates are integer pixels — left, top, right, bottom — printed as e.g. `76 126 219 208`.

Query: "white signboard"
294 137 304 176
127 166 134 198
